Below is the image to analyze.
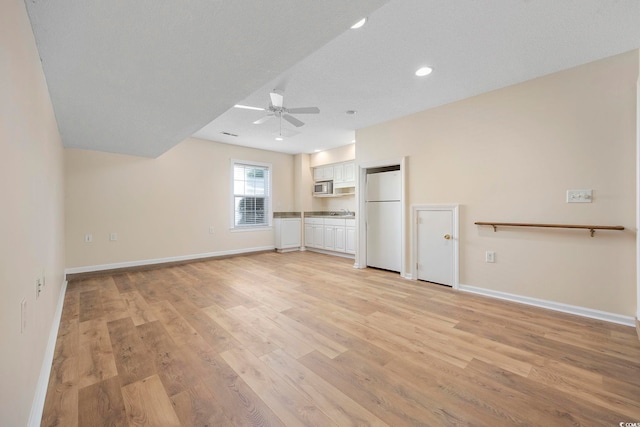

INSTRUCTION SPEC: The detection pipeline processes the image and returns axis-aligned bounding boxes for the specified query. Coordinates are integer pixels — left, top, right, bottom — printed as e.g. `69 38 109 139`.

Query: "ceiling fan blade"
234 104 265 111
270 91 284 108
283 114 304 127
286 107 320 114
253 114 274 125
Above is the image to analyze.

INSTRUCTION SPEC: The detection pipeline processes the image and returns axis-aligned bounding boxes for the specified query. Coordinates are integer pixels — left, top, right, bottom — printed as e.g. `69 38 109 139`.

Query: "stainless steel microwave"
313 180 333 196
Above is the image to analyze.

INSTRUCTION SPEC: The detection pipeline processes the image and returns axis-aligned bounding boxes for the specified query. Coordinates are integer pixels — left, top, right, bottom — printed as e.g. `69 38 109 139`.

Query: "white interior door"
417 209 454 286
367 201 401 272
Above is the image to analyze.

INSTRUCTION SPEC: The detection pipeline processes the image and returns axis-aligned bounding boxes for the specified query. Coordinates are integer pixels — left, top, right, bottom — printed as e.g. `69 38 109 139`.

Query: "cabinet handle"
444 234 451 240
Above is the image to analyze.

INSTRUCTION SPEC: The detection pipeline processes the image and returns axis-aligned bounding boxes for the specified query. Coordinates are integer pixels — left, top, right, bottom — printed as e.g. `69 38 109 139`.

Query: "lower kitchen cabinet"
334 226 346 252
304 217 354 257
274 218 301 252
345 220 355 254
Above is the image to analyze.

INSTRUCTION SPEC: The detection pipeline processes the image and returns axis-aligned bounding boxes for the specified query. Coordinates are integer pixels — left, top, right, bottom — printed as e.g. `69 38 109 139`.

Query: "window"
231 160 272 229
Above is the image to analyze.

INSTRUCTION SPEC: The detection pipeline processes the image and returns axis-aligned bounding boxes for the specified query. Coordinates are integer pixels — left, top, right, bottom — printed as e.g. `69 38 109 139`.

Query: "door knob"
444 234 451 240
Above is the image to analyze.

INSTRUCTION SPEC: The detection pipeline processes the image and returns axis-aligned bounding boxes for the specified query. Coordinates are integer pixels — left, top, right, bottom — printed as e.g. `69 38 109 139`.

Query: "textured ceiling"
26 0 640 158
195 0 640 155
25 0 389 157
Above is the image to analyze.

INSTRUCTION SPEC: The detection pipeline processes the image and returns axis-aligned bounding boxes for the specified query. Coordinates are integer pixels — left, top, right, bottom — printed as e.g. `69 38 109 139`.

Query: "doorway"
356 157 406 277
412 204 459 288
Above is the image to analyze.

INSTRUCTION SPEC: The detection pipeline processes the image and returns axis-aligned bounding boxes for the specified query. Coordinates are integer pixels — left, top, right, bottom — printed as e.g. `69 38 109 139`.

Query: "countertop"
304 211 355 219
273 212 302 218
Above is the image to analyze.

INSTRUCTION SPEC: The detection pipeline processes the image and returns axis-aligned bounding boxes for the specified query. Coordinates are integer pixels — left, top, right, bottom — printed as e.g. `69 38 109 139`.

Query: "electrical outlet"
486 251 495 263
85 233 93 243
36 278 43 299
209 226 215 234
109 232 118 241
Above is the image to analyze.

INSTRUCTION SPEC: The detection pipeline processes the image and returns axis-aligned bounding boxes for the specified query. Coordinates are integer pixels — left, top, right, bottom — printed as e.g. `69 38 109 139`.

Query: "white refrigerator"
366 170 401 272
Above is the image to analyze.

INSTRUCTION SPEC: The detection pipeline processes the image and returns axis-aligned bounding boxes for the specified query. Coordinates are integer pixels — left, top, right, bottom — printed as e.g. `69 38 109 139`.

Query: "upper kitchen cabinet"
313 165 334 182
312 161 356 196
334 161 355 188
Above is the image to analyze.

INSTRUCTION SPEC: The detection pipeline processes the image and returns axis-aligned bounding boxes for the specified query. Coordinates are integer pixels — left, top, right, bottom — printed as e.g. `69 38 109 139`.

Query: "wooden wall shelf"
474 222 624 237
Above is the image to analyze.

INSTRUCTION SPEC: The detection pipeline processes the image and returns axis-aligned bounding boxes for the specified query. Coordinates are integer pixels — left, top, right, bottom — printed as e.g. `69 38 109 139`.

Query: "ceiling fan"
234 89 320 128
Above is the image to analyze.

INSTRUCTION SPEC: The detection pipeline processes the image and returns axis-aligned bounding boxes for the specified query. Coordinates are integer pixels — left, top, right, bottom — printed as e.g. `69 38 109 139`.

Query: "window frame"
230 159 273 231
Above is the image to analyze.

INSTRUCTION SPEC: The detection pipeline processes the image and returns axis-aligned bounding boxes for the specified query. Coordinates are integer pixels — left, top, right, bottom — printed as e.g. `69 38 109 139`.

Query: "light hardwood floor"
42 251 640 426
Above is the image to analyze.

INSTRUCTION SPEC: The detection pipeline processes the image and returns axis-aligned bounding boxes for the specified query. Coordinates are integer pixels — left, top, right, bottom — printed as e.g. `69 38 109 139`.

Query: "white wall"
0 0 66 425
357 50 638 317
65 138 295 269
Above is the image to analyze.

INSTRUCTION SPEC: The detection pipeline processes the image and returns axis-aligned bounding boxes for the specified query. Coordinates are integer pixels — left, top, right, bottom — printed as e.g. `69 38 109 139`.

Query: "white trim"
411 204 460 289
305 247 355 260
28 280 68 427
459 284 635 327
64 246 274 274
229 226 273 233
356 157 407 278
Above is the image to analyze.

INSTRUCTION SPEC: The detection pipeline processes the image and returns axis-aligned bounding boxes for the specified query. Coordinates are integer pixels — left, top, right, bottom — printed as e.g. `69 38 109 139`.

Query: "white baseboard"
402 273 413 280
304 248 355 260
28 280 67 427
459 284 635 327
64 246 275 275
276 247 301 253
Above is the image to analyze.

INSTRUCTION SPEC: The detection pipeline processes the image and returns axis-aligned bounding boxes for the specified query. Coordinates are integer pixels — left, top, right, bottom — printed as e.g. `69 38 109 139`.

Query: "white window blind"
231 160 271 228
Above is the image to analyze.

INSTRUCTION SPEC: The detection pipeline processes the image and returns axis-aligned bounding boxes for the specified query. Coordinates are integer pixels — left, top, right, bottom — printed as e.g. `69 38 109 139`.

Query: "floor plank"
78 376 127 427
121 375 181 427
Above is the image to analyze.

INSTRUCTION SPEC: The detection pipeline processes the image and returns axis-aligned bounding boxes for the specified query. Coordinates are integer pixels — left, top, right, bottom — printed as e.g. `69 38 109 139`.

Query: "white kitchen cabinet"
333 161 355 189
312 224 324 248
346 219 356 254
333 163 344 183
304 217 354 257
324 218 345 252
304 218 324 249
335 226 346 252
274 218 301 252
323 226 335 251
313 165 334 182
344 162 355 182
304 223 314 248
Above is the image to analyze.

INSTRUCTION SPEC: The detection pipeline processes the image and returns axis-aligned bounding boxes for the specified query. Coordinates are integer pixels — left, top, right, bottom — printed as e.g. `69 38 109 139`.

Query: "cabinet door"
281 219 301 248
333 163 344 184
313 225 324 248
323 226 335 250
344 162 355 182
346 227 356 254
313 168 323 181
304 224 314 247
323 166 334 180
334 226 346 252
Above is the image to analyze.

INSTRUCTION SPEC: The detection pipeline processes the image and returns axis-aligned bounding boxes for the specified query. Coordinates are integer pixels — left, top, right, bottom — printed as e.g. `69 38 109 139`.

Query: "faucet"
340 209 351 216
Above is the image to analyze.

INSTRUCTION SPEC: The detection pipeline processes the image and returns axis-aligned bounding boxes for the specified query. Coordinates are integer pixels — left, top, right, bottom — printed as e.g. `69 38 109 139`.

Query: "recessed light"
350 18 367 29
314 149 321 153
415 66 433 77
351 139 356 143
275 137 283 141
346 110 357 115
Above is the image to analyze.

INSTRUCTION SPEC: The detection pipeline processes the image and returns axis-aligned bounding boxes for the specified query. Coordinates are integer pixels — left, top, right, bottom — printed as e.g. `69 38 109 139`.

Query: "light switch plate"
566 189 592 203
